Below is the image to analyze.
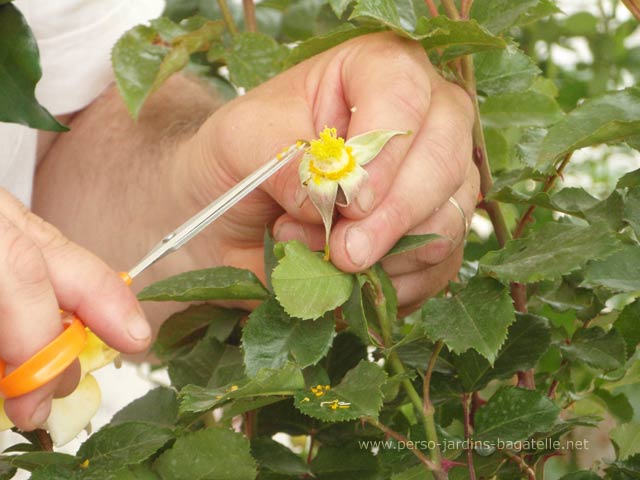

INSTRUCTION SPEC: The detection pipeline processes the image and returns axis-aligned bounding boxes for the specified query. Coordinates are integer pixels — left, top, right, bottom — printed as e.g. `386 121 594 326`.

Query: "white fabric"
0 0 164 207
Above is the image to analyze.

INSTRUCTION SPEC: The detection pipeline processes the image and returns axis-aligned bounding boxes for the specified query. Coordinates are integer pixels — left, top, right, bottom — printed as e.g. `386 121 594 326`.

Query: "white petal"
79 331 120 377
306 177 339 247
45 374 102 447
336 165 369 207
346 129 408 165
0 399 13 431
298 153 313 184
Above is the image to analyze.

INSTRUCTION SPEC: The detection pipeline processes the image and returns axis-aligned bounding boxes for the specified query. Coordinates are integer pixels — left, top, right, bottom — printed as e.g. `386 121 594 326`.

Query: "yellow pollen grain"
229 385 239 392
309 127 345 162
80 459 90 469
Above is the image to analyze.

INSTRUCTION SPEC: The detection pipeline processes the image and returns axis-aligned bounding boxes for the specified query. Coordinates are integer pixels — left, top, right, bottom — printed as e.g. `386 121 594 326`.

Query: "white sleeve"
15 0 165 115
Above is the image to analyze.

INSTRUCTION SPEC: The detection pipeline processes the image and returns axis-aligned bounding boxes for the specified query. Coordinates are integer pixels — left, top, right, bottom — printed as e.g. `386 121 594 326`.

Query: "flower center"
308 127 356 182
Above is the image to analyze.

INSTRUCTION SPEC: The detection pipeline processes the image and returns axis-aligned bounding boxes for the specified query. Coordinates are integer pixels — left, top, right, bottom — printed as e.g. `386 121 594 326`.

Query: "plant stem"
621 0 640 20
504 450 536 480
513 152 573 239
424 0 439 17
242 0 258 32
36 429 53 452
440 0 461 19
365 269 445 478
217 0 239 36
368 419 439 472
462 393 477 480
460 0 474 18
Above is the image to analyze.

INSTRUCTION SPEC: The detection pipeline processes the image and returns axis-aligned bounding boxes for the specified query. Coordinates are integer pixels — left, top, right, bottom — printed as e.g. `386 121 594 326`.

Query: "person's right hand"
0 188 150 431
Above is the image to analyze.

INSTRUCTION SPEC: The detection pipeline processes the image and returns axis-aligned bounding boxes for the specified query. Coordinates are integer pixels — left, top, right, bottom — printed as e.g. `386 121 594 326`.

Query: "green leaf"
153 304 243 360
77 422 174 473
0 4 66 131
264 228 277 292
391 464 432 480
611 422 640 461
561 327 626 371
420 277 516 364
110 387 178 428
489 186 600 218
479 222 621 283
454 313 551 392
623 187 640 237
272 241 354 320
329 0 352 17
484 128 510 172
341 275 372 345
112 18 224 118
480 91 564 128
475 45 541 96
251 437 312 476
618 168 640 189
350 0 402 30
179 362 304 414
294 360 387 422
28 465 76 480
311 444 379 480
537 87 640 172
474 387 560 442
286 24 380 66
0 461 15 480
384 234 441 258
470 0 560 34
242 298 336 376
225 32 288 89
168 335 227 389
582 246 640 293
413 16 506 55
153 429 257 480
558 472 601 480
138 267 268 302
616 299 640 359
3 452 77 473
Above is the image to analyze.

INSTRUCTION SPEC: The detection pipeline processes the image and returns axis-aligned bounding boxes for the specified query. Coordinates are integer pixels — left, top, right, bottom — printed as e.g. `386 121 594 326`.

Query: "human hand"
177 32 478 312
0 189 150 430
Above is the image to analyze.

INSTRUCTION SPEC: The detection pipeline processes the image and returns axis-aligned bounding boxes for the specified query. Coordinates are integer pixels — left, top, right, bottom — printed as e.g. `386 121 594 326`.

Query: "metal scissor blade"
127 142 305 279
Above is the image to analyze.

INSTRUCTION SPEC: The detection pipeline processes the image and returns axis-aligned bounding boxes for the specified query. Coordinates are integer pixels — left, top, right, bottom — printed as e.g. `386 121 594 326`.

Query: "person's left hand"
176 32 479 313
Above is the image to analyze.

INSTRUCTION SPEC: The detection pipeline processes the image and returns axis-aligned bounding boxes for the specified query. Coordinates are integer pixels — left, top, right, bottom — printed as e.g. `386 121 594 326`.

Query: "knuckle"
426 135 466 192
384 195 415 235
415 238 453 265
444 82 475 128
23 212 70 254
5 232 48 288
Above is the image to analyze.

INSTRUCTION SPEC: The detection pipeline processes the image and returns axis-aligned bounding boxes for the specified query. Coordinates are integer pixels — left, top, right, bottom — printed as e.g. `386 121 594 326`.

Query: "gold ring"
448 197 469 238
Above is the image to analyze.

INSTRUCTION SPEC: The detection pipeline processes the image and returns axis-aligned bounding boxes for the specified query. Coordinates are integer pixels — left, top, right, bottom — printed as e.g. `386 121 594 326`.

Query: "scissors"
0 142 305 399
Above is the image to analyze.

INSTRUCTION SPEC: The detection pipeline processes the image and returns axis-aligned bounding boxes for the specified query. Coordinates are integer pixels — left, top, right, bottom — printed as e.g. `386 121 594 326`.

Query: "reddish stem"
622 0 640 20
462 393 477 480
242 0 257 32
424 0 439 17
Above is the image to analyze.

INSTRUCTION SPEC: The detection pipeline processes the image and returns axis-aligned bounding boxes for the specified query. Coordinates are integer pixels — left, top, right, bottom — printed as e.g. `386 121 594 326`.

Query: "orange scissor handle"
0 317 87 399
0 272 132 399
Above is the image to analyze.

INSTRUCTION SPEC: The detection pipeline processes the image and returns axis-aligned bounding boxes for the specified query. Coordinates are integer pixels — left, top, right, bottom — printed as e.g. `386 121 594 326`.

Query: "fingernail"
127 307 151 341
346 226 372 268
356 186 375 213
31 399 51 427
274 222 305 242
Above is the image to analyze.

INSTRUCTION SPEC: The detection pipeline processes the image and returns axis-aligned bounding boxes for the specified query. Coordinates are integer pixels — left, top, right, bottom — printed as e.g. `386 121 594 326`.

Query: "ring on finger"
448 196 469 239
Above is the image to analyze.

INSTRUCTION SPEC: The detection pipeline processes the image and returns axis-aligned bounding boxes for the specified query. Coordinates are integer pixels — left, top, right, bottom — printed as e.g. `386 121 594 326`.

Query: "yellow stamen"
307 127 356 182
309 127 345 162
80 459 90 469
